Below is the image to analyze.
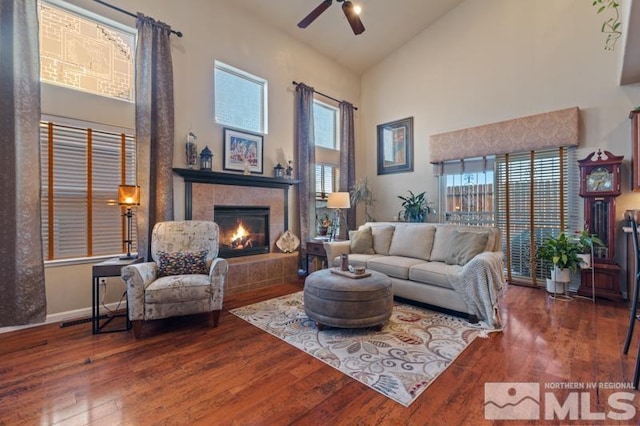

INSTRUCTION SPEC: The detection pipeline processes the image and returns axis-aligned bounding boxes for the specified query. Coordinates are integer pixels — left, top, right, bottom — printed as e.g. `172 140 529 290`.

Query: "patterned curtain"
0 0 47 326
340 101 356 234
295 84 315 262
135 14 175 261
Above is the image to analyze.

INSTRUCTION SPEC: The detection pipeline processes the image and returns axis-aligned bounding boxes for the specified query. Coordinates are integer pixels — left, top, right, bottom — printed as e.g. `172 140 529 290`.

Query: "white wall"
40 0 360 317
360 0 640 268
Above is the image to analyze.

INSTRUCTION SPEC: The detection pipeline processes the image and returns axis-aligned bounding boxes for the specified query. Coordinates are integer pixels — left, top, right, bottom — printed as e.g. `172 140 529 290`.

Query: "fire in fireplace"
214 206 270 258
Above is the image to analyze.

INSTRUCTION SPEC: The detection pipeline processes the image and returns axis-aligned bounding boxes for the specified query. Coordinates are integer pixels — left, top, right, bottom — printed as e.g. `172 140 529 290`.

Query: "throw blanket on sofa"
447 251 505 329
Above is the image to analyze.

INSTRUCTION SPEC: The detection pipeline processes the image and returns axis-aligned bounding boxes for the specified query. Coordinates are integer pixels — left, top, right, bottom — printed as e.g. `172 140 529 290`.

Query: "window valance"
429 107 579 164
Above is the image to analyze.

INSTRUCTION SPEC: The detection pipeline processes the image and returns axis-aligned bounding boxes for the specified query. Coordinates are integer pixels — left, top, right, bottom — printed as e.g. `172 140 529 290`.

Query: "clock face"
586 167 613 192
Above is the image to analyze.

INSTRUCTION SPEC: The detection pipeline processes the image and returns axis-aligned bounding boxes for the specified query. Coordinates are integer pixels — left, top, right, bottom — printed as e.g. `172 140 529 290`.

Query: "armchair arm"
121 262 158 321
323 241 350 266
208 258 228 310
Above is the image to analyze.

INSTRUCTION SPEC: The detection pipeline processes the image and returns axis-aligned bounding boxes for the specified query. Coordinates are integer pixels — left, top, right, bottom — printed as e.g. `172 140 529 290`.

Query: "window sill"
45 253 139 268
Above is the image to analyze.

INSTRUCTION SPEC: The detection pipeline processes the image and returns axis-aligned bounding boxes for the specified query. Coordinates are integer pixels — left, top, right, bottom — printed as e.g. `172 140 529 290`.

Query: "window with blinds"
495 148 579 285
315 164 338 200
41 120 136 261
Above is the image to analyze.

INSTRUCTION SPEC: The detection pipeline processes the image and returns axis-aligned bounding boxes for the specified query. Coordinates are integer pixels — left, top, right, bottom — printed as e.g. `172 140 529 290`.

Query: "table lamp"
327 192 350 241
118 184 140 259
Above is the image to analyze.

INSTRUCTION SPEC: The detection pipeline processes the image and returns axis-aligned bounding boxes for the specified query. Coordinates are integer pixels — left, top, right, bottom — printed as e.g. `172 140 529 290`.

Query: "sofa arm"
121 262 158 321
323 241 350 265
208 258 228 310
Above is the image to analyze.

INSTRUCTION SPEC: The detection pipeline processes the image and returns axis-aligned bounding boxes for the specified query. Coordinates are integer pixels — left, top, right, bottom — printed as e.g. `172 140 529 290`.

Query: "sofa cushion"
409 262 462 290
367 256 425 280
371 225 395 255
429 226 457 262
387 224 436 260
444 230 489 266
349 226 375 254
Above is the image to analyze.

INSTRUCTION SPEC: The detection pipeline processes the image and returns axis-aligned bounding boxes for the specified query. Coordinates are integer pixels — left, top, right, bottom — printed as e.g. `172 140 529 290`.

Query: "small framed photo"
377 117 414 175
223 128 264 174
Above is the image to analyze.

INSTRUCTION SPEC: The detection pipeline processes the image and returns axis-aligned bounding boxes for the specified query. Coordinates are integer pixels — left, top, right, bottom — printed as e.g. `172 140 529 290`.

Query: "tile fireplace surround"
173 168 300 294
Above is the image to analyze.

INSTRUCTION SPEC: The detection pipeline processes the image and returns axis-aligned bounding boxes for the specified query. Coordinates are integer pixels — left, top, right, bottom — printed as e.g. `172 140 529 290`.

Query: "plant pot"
577 253 591 269
546 278 566 294
551 267 570 283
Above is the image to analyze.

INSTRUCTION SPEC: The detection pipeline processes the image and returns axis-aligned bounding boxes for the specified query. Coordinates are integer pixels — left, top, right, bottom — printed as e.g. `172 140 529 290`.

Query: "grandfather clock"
578 149 623 301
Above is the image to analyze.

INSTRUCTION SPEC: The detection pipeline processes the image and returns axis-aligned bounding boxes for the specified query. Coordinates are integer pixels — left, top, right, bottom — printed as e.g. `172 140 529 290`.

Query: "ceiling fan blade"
298 0 333 29
342 1 365 35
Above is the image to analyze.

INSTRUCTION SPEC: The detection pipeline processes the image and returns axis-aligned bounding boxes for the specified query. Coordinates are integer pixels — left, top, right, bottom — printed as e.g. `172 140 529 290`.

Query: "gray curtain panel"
135 14 175 261
340 101 356 234
295 84 316 262
0 0 47 326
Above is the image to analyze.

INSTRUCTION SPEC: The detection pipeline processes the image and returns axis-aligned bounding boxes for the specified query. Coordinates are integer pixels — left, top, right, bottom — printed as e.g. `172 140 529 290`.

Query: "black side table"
92 256 143 334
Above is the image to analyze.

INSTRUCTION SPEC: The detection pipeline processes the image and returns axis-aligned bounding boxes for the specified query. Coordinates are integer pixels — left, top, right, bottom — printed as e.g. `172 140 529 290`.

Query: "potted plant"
398 190 433 223
572 229 604 269
350 178 375 222
536 232 582 293
316 214 331 236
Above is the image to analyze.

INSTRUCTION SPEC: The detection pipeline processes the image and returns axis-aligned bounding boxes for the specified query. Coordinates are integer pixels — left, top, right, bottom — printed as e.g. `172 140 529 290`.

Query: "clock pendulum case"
577 149 624 301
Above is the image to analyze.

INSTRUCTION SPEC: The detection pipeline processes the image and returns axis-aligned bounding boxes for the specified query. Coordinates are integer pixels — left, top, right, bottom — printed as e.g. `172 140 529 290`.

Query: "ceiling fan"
298 0 365 35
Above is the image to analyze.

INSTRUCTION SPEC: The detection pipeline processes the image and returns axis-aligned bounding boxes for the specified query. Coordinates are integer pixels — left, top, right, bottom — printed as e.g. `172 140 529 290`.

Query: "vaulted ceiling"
228 0 465 75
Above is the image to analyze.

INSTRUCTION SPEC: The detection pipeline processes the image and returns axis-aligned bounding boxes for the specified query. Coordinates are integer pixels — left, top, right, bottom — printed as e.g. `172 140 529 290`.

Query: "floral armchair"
121 221 228 338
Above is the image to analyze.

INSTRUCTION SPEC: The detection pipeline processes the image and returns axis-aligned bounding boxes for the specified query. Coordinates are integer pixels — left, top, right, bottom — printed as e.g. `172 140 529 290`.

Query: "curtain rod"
292 81 358 110
93 0 183 37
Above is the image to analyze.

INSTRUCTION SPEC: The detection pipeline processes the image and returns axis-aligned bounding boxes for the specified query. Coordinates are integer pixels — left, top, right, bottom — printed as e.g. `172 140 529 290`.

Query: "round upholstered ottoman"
304 269 393 330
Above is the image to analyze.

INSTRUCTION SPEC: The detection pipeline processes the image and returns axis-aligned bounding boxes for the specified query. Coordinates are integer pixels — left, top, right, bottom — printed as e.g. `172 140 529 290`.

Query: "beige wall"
360 0 640 268
41 0 360 317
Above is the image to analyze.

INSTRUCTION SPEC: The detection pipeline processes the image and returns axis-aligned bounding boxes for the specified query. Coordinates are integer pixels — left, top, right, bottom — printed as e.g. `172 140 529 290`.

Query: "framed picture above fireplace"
223 128 264 174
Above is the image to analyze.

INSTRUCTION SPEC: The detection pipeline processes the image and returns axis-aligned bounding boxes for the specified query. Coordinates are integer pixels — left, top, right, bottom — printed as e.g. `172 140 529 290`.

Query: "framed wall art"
223 128 264 174
377 117 414 175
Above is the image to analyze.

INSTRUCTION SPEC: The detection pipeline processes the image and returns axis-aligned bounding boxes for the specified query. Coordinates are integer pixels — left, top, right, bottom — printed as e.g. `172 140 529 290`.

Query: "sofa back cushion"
349 226 375 254
388 224 436 261
430 225 499 263
359 223 396 255
444 230 489 266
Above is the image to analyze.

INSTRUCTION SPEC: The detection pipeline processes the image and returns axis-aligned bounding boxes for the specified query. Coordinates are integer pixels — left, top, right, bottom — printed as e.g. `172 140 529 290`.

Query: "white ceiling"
228 0 465 75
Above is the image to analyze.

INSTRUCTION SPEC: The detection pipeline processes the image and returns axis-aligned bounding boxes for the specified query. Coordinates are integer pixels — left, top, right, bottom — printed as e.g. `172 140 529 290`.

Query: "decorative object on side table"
118 184 140 259
377 116 414 175
327 192 350 240
186 130 198 168
199 146 213 171
223 127 263 174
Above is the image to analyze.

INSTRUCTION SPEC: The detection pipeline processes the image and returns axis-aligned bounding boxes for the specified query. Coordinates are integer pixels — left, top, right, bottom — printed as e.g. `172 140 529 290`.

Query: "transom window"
214 61 268 134
38 0 135 101
313 100 339 149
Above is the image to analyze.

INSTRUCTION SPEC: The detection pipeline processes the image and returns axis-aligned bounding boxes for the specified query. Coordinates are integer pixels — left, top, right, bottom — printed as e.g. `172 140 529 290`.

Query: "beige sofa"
323 222 505 328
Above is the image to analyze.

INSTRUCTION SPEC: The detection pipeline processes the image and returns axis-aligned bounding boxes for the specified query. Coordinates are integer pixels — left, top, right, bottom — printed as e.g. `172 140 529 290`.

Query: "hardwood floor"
1 280 639 425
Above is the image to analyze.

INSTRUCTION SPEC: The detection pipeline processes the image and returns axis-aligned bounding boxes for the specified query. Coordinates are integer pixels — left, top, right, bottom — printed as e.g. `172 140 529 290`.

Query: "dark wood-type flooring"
1 280 640 425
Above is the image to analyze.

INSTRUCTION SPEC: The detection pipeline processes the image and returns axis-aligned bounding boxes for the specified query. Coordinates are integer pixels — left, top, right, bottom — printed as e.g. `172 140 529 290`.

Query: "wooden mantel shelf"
173 168 298 228
173 168 299 189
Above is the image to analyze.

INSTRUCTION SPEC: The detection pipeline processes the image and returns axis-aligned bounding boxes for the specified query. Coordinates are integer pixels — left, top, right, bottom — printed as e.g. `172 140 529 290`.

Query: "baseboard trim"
0 301 125 334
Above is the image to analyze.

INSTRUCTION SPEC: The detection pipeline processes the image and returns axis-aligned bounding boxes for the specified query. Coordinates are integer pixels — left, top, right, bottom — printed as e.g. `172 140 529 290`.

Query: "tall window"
41 119 136 261
439 148 579 286
38 0 135 101
214 61 268 134
314 99 340 199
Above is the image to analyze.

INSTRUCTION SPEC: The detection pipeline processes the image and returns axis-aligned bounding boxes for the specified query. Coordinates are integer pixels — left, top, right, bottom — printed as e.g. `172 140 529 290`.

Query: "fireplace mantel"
173 168 298 229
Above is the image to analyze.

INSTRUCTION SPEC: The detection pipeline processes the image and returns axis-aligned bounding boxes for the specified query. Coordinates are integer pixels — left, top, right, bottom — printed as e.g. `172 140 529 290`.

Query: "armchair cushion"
157 250 209 277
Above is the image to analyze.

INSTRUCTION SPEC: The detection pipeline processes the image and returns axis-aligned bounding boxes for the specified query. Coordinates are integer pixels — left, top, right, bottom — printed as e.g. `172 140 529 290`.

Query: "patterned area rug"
230 291 485 406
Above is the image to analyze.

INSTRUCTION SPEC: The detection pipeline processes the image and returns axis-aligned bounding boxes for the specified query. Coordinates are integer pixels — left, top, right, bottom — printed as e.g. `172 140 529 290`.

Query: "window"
313 100 339 149
315 164 339 200
214 61 268 134
38 0 135 101
439 148 579 286
41 118 136 261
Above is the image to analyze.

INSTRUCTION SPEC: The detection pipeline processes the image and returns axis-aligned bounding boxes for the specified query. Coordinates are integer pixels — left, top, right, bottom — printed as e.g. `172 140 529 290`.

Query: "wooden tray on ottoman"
330 268 372 279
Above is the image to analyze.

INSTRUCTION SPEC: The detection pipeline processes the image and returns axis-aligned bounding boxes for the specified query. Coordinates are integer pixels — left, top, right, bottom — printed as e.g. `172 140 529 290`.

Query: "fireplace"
214 206 270 258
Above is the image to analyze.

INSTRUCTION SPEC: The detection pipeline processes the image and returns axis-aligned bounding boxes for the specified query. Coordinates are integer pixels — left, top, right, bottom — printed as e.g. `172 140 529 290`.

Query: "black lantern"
199 146 213 171
274 163 284 178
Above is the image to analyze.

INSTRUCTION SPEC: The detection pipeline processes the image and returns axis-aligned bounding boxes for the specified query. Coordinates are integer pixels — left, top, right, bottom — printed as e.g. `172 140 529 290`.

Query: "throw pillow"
349 226 375 254
444 230 489 266
157 250 209 277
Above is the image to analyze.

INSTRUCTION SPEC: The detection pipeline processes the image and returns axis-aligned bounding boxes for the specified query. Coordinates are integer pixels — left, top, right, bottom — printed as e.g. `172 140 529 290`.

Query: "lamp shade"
327 192 351 209
118 185 140 206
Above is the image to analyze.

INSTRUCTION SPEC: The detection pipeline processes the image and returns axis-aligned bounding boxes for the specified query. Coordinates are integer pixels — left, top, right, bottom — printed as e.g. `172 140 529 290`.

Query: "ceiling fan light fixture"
341 0 366 35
